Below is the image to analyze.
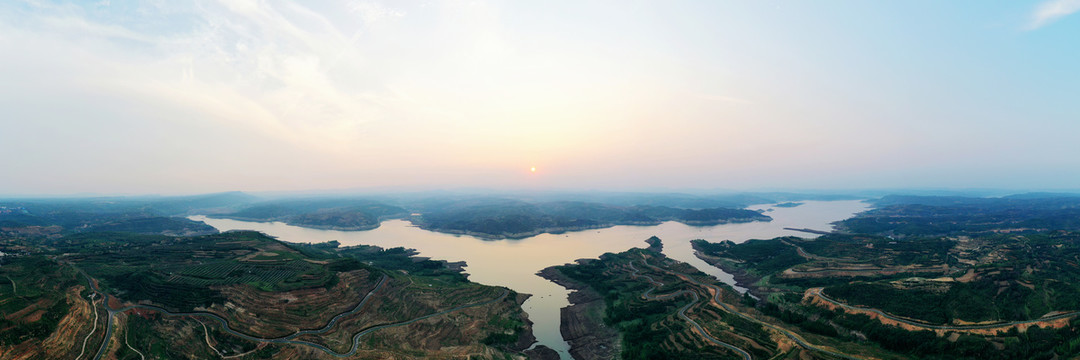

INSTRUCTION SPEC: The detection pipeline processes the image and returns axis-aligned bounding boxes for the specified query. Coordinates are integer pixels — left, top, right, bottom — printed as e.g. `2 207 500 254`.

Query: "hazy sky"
2 0 1078 195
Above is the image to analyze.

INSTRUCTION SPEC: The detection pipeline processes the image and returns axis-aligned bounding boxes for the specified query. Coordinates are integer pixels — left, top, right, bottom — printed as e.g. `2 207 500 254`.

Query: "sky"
1 0 1078 195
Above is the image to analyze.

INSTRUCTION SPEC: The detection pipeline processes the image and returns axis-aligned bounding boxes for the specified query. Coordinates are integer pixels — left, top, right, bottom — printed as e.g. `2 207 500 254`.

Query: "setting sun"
530 166 536 173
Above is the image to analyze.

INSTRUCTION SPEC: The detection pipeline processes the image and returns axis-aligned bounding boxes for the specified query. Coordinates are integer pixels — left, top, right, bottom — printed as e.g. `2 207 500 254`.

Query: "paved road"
808 287 1080 331
81 271 508 359
780 240 947 276
628 262 753 360
781 239 836 261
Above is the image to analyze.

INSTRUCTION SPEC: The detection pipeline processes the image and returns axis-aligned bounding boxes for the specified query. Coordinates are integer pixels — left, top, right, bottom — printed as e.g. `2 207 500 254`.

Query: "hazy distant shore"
414 216 771 240
205 214 386 231
208 213 772 240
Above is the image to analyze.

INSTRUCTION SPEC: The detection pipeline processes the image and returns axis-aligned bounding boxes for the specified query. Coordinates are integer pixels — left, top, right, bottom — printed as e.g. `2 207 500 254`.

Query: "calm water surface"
192 200 868 359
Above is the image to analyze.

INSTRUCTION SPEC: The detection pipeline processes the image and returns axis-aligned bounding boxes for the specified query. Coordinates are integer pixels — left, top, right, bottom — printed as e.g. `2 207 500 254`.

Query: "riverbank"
690 243 773 299
210 214 771 240
508 294 562 360
194 200 872 359
206 215 385 231
536 265 619 360
417 216 771 240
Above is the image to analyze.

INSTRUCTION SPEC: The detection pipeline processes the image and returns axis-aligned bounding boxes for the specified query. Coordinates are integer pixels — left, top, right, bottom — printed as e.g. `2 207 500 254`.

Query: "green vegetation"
416 199 770 239
52 231 336 311
0 192 255 236
81 216 218 235
777 304 1080 360
693 238 806 276
690 194 1080 360
13 191 1080 359
0 204 538 359
335 244 469 283
39 230 483 312
213 197 408 230
480 315 526 348
838 194 1080 237
0 256 79 347
2 191 853 240
553 248 776 360
557 256 699 359
699 230 1080 358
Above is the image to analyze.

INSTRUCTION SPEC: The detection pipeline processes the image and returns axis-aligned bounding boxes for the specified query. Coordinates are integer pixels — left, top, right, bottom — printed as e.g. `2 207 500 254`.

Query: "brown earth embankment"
537 266 619 360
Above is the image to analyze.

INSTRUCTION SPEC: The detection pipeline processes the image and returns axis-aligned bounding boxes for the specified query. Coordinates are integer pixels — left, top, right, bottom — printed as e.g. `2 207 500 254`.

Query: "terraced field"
0 230 544 359
546 241 876 360
0 256 88 359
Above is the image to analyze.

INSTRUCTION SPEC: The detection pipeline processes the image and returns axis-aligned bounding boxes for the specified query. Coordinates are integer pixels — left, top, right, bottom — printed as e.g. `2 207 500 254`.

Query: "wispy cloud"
5 1 1076 193
1028 0 1080 30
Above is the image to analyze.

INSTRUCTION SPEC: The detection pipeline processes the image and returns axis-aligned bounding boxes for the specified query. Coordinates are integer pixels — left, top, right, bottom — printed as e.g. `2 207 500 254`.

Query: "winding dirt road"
636 257 864 360
628 261 752 360
80 271 508 359
807 287 1080 331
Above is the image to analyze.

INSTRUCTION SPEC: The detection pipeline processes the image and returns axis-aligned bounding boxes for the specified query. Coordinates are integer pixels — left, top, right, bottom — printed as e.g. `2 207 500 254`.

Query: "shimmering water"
192 200 868 359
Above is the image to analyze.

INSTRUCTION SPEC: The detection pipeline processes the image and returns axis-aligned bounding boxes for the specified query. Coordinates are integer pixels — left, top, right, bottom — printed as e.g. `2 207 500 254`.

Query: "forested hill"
0 195 235 236
686 194 1080 360
203 194 782 239
2 191 841 239
210 198 409 231
838 193 1080 237
412 200 771 239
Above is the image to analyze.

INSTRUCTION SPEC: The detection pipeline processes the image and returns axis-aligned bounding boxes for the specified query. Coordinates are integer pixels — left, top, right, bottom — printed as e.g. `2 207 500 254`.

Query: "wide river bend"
192 200 868 360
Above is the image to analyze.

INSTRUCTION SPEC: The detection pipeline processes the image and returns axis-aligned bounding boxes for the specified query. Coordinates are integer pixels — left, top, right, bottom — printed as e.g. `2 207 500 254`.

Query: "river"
192 199 868 359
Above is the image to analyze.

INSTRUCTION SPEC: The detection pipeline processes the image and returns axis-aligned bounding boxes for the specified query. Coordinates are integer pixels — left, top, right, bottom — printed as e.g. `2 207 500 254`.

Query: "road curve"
809 288 1080 331
638 258 864 360
85 272 387 359
92 304 112 360
628 261 753 360
76 294 99 360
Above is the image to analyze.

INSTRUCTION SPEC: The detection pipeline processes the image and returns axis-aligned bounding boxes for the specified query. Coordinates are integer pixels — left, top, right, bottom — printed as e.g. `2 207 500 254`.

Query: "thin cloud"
39 16 155 43
696 93 753 105
1028 0 1080 30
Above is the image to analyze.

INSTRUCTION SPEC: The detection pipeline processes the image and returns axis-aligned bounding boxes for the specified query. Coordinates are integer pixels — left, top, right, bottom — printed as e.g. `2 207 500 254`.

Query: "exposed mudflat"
536 266 619 360
691 246 773 299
